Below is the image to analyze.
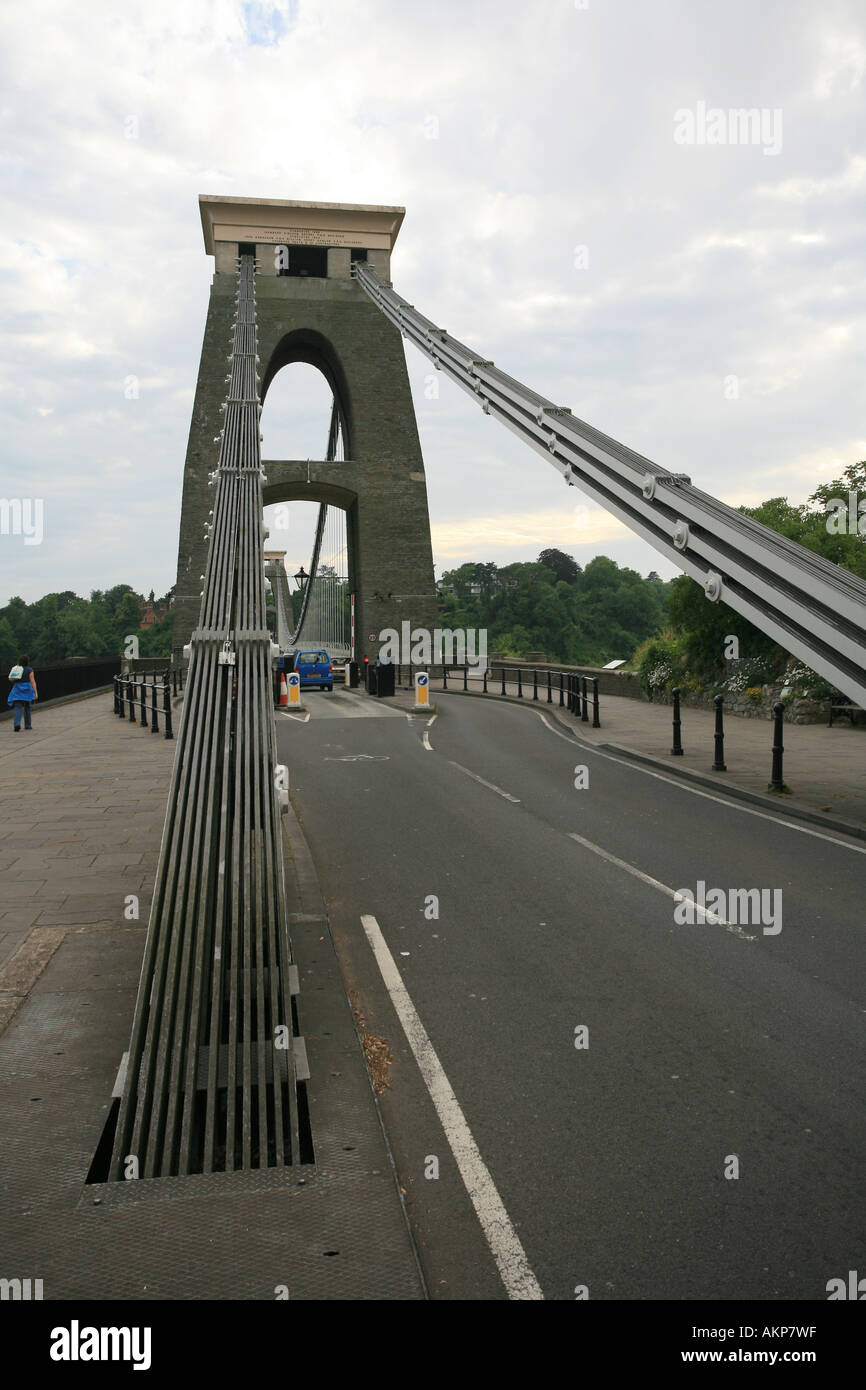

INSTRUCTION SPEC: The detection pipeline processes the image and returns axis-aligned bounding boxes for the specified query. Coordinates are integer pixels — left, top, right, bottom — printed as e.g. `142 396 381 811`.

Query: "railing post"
443 665 448 690
517 668 523 698
712 693 727 771
140 675 149 727
501 666 506 696
113 676 119 715
559 672 564 707
547 670 552 703
163 674 173 740
769 701 786 792
127 675 136 722
671 687 683 755
592 677 600 729
569 674 576 713
151 677 160 733
463 664 468 692
532 668 538 700
483 667 488 694
581 676 589 723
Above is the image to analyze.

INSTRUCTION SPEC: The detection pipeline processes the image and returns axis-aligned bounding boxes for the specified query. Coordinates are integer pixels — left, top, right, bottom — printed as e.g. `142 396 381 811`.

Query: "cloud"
432 506 630 561
1 0 865 606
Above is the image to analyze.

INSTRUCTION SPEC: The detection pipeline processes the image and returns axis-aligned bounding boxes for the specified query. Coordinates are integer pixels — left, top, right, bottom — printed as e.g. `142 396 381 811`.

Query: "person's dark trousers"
12 701 32 731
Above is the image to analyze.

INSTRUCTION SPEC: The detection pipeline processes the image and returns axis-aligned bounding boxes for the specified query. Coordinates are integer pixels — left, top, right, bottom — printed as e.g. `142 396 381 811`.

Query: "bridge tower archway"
174 196 440 665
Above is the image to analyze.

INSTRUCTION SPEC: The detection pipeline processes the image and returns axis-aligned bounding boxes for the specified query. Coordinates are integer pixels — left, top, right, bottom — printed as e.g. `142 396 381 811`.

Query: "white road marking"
422 730 433 751
360 913 544 1301
427 713 438 728
534 711 866 857
279 710 310 723
566 831 756 941
448 760 520 803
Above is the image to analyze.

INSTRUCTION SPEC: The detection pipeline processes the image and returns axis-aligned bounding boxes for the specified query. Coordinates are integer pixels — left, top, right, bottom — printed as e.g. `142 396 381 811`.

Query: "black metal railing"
113 672 174 739
431 663 602 728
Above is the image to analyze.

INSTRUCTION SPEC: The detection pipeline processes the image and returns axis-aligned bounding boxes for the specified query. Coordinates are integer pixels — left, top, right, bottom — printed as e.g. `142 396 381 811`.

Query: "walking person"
7 654 38 731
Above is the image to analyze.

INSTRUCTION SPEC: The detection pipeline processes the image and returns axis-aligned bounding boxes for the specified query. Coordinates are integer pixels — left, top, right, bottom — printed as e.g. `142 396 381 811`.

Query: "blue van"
294 650 333 691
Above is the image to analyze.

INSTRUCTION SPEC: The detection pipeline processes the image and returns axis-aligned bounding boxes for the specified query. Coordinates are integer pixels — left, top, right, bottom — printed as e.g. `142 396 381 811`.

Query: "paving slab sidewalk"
0 693 176 1014
0 689 425 1300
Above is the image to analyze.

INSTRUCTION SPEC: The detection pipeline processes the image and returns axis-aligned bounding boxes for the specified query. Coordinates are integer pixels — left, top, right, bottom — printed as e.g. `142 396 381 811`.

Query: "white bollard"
414 671 430 709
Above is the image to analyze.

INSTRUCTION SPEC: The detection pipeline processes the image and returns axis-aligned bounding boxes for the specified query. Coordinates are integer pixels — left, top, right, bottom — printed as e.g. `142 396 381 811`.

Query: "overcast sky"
2 0 865 604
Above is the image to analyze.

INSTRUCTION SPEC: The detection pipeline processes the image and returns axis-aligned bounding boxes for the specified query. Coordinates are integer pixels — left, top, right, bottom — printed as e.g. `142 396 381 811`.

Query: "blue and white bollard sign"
288 671 301 706
415 671 430 708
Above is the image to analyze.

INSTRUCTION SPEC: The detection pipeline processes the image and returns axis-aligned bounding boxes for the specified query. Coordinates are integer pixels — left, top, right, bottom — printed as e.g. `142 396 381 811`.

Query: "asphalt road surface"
276 687 866 1301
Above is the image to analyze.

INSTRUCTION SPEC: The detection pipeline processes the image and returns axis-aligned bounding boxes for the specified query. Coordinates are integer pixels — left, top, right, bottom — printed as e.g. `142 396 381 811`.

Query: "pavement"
384 675 866 834
3 681 863 1303
0 695 173 993
0 690 425 1300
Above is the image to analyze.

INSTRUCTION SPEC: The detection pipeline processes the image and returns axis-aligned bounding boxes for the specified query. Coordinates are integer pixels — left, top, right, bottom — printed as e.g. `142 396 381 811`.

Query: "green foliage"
664 575 781 680
537 548 581 584
0 617 18 670
648 460 866 691
0 585 175 664
437 553 669 665
632 632 684 695
780 661 840 702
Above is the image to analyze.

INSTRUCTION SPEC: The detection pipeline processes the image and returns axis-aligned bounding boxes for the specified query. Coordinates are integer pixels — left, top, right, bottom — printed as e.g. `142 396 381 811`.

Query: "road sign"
287 671 301 706
415 670 430 707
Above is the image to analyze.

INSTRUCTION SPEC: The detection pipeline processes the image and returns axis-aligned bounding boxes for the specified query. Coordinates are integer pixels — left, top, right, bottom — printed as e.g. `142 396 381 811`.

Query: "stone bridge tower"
173 194 440 662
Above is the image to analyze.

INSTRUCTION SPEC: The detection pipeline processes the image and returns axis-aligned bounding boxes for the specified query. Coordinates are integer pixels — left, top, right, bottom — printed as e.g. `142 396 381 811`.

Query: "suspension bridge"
4 197 865 1311
120 194 866 1179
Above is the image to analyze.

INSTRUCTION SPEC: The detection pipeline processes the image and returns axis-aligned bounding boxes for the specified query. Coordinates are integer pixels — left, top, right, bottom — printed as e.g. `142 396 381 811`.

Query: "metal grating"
109 255 299 1179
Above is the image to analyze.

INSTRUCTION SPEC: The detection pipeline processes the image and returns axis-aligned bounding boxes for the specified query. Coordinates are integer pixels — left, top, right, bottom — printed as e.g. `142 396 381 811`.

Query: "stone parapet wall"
649 684 834 724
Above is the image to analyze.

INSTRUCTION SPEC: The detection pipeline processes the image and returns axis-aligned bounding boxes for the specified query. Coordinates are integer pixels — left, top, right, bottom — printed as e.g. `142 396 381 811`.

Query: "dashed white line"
535 711 866 857
360 913 543 1301
566 831 756 941
448 760 520 803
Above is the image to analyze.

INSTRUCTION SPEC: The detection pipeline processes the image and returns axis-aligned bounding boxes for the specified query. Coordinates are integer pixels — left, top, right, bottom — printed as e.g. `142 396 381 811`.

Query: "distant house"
140 597 168 627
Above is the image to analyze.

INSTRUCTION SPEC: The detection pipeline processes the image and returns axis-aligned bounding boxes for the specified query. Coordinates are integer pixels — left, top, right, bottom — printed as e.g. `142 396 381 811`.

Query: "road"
276 687 866 1301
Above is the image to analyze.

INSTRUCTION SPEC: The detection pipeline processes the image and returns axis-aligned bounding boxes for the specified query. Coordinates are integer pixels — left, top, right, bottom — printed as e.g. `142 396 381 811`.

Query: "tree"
659 465 866 682
665 574 779 678
538 548 580 584
0 617 18 670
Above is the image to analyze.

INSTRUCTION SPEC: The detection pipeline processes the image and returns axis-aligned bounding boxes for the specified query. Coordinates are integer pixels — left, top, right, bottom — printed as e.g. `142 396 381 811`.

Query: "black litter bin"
348 660 360 689
365 661 377 695
375 661 395 698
